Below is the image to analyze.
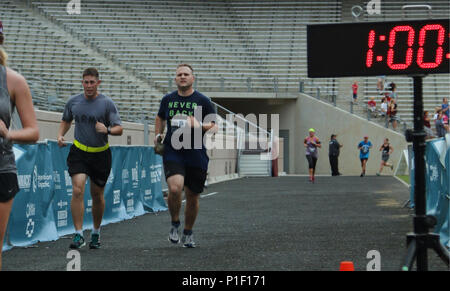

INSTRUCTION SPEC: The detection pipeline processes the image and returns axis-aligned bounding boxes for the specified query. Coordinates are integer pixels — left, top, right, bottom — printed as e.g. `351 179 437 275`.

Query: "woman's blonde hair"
0 34 7 66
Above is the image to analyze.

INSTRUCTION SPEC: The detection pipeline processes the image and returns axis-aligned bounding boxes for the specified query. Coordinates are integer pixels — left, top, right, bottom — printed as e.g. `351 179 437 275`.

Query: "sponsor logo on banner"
86 199 92 213
57 200 68 228
53 171 62 190
126 192 134 212
25 203 36 238
26 219 35 238
107 171 114 185
113 190 121 205
64 170 72 187
32 166 38 192
18 174 31 191
26 203 36 218
122 169 129 184
132 162 139 189
150 164 162 184
144 189 152 201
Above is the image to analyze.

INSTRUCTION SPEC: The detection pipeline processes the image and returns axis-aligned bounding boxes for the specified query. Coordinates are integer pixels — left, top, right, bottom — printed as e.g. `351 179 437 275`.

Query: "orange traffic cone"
339 261 355 271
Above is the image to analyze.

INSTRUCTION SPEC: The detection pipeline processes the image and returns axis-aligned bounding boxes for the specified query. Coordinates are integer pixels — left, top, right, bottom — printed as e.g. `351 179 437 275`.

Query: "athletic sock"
172 221 180 228
92 228 100 235
183 229 193 236
76 229 83 237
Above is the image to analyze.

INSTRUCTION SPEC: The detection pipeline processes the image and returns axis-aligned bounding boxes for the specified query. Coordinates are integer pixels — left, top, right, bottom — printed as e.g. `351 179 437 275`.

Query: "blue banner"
409 137 449 248
2 141 167 251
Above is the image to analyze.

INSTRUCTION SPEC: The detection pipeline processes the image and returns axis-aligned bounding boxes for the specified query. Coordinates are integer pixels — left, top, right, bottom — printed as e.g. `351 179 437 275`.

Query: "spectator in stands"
358 136 373 177
435 109 446 138
304 128 321 183
388 99 398 130
443 110 449 134
376 77 385 95
433 106 440 121
0 21 40 270
352 81 358 104
154 64 217 248
442 97 449 119
376 138 394 176
380 97 388 117
423 111 434 139
388 82 397 101
367 96 377 116
57 68 123 250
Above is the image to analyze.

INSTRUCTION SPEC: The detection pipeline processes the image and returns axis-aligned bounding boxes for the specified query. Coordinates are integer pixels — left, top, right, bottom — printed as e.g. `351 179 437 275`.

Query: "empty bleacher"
1 0 447 128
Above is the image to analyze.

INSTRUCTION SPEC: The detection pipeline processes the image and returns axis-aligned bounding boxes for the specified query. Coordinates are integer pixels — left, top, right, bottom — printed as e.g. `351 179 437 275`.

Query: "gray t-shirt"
62 93 121 147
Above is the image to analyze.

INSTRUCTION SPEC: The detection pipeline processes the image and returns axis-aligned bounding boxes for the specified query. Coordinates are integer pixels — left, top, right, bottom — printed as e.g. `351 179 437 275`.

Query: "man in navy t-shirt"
154 64 217 248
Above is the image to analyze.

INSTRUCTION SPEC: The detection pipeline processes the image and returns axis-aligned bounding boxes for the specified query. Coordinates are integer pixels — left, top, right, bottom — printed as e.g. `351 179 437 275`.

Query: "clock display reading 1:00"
307 19 449 78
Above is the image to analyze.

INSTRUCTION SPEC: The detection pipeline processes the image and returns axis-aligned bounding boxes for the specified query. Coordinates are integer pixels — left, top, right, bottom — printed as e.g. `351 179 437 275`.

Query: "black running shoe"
89 233 101 249
69 234 86 249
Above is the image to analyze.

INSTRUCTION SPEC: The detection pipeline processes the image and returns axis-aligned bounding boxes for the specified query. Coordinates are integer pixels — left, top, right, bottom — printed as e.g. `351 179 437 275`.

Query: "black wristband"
107 128 111 135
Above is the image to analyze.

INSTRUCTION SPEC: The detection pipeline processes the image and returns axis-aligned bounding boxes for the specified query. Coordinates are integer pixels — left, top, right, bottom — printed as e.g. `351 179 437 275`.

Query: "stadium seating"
1 0 448 127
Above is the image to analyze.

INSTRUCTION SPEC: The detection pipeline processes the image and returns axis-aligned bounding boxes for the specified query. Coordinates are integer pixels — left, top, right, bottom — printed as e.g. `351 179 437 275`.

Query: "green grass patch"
396 175 410 185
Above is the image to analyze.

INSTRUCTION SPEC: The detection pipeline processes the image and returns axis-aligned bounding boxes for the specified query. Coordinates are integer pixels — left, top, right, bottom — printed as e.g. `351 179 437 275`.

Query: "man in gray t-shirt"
57 68 123 250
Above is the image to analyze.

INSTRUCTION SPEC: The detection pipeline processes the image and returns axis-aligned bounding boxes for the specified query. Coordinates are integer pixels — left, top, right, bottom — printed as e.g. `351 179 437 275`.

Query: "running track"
3 176 447 271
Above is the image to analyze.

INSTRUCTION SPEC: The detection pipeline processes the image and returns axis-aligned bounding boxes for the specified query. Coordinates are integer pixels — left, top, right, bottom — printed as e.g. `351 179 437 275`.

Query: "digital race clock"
307 19 449 78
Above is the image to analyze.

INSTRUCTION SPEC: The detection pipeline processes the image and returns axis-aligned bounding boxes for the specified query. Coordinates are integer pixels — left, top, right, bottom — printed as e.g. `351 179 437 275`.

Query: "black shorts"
306 155 318 170
0 173 20 203
67 145 112 187
163 161 207 194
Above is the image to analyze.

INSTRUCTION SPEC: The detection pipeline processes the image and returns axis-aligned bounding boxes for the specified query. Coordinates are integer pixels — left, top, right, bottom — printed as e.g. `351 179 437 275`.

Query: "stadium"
0 0 448 273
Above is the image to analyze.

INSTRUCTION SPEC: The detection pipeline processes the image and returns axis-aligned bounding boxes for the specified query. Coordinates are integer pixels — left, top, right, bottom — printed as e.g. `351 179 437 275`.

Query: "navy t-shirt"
157 90 216 170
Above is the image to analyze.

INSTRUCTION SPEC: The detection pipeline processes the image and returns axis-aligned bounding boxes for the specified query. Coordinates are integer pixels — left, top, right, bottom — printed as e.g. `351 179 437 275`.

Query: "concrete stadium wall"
212 97 295 174
295 94 408 176
213 93 407 176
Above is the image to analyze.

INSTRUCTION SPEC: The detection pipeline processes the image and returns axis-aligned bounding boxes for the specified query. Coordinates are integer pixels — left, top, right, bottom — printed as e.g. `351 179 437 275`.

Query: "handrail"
402 4 432 19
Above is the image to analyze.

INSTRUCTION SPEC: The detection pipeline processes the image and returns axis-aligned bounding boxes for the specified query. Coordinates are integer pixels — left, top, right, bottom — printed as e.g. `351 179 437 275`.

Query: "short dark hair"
83 67 99 79
177 63 194 74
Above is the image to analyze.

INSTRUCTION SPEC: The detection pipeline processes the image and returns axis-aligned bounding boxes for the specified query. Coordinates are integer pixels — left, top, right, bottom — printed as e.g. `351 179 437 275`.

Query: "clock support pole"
401 75 450 271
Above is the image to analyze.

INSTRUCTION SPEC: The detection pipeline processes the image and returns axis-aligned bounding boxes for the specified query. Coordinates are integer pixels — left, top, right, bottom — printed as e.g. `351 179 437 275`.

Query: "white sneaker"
181 233 196 248
168 226 180 244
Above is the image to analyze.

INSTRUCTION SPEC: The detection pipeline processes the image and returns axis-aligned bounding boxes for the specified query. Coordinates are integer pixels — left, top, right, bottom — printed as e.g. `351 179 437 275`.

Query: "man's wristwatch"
107 128 111 135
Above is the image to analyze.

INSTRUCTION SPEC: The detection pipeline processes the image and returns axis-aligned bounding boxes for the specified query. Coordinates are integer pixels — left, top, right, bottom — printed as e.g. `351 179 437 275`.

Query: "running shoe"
181 233 196 248
376 172 380 176
168 226 180 244
69 233 86 249
89 233 101 249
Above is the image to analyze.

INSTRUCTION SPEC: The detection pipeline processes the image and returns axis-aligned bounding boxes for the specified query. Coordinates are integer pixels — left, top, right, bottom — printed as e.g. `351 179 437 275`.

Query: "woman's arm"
5 68 39 143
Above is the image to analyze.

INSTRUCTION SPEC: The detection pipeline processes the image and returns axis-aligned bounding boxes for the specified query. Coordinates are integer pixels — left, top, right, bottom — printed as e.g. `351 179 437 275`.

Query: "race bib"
171 118 188 128
362 146 369 154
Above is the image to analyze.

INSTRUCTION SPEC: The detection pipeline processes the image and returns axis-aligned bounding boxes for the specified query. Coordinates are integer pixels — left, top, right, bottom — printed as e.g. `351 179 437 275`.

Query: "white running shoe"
168 226 180 244
181 233 196 248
